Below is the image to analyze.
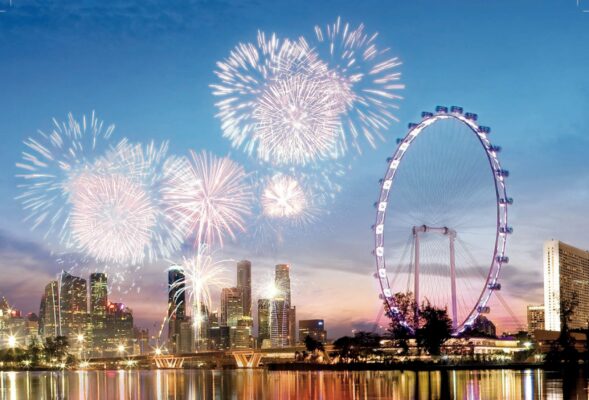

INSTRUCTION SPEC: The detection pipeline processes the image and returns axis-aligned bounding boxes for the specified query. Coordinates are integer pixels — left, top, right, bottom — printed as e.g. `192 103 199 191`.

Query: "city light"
77 334 85 343
7 335 16 349
117 344 125 354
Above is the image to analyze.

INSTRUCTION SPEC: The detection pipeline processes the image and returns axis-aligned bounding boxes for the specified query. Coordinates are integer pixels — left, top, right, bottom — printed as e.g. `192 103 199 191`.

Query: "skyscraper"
59 271 89 340
275 264 291 305
104 302 134 355
90 273 108 350
270 299 289 348
527 305 545 335
288 306 296 346
237 260 252 317
168 269 186 353
298 319 327 344
257 299 271 345
544 240 589 331
39 280 60 338
221 287 243 327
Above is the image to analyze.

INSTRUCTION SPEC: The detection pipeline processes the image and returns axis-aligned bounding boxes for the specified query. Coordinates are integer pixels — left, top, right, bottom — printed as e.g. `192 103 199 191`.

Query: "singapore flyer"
373 106 512 334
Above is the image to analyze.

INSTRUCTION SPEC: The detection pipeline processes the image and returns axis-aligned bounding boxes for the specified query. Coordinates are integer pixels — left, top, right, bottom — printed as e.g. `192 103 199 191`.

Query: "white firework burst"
69 172 156 265
15 112 116 245
314 17 405 153
212 31 341 165
253 73 342 165
163 150 252 247
261 174 307 219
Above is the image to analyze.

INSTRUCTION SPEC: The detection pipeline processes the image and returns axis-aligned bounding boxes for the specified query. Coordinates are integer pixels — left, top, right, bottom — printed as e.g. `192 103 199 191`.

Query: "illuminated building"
298 319 327 344
90 273 108 350
288 306 296 345
221 287 243 327
104 302 134 355
237 260 252 317
231 317 253 349
270 299 289 348
257 299 271 345
544 240 589 331
527 305 545 335
208 326 231 350
168 269 186 353
177 318 193 354
39 280 60 338
275 264 291 305
59 271 89 341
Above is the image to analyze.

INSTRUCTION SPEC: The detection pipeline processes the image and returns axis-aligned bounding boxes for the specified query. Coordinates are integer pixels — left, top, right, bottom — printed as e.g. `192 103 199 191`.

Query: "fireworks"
163 150 252 247
168 249 229 348
313 17 404 153
212 32 340 165
261 174 308 220
69 172 156 265
253 74 342 165
16 112 115 244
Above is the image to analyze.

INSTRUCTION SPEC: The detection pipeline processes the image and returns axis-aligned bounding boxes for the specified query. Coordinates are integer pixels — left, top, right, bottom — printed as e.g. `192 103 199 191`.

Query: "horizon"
1 0 589 339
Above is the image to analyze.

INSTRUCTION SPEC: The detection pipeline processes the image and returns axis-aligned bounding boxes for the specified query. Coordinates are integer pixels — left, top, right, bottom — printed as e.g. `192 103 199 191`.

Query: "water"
0 368 585 399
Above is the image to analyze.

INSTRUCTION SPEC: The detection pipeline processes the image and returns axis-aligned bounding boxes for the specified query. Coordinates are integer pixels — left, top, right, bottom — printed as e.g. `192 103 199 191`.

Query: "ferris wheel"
373 106 512 334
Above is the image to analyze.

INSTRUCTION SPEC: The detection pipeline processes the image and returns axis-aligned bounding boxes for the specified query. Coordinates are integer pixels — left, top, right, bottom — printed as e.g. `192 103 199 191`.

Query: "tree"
304 335 324 353
546 293 579 365
386 292 417 354
416 301 452 356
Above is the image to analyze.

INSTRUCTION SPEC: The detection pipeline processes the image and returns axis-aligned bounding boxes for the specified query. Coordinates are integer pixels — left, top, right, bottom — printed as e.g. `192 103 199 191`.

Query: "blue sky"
0 0 588 337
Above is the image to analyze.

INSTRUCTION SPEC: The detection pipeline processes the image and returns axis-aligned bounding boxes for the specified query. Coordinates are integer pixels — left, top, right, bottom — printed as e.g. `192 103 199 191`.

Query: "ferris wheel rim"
373 108 511 334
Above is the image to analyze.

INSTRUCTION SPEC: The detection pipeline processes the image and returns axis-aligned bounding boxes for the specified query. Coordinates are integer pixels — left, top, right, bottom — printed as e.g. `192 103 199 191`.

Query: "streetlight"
7 335 16 349
77 334 85 359
154 347 162 356
117 344 125 355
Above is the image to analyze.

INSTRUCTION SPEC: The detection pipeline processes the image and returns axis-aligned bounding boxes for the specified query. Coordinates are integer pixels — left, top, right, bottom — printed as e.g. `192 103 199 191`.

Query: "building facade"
168 269 186 353
544 240 589 331
527 305 545 335
237 260 252 317
257 298 271 345
39 280 60 338
221 287 243 327
298 319 327 344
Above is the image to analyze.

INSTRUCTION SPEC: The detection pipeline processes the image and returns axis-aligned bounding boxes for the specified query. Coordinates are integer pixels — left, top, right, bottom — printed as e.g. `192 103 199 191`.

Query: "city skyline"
0 1 588 339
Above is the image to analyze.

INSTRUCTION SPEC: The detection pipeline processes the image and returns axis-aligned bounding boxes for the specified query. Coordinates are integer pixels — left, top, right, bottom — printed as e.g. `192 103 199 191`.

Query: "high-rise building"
221 287 243 327
59 271 89 340
90 273 108 350
270 299 289 348
527 305 545 335
275 264 291 305
208 326 231 350
177 318 194 354
299 319 327 344
104 302 134 355
232 317 253 349
39 280 60 338
288 306 296 346
544 240 589 331
257 299 271 345
168 269 186 353
237 260 252 317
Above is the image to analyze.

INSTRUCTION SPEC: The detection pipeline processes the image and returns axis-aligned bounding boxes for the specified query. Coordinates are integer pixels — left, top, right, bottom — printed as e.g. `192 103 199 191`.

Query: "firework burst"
261 174 310 221
168 249 229 348
313 17 405 153
163 150 252 247
69 172 156 265
65 140 191 265
212 32 341 165
253 73 342 165
15 112 116 244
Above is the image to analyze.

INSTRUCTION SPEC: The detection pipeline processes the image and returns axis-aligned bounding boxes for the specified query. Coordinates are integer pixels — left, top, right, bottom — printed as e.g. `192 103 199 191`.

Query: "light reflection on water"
0 368 585 399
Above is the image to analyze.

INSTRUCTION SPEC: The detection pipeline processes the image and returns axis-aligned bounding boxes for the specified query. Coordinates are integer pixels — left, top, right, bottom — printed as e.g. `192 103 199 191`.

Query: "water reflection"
0 368 586 399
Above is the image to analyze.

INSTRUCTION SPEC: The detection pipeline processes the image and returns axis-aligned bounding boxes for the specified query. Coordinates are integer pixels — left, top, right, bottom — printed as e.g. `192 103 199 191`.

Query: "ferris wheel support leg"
449 234 458 331
413 229 420 327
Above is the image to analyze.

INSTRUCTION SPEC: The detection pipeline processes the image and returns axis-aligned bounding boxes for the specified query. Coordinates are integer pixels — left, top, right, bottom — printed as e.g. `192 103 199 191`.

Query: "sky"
0 0 588 339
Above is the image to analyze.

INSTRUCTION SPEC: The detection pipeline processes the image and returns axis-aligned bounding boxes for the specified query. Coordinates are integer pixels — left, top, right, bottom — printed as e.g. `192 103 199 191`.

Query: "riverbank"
266 362 545 371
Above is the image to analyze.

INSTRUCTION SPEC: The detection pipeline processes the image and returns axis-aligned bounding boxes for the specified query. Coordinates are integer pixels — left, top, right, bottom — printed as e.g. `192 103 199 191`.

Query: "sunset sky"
0 0 588 338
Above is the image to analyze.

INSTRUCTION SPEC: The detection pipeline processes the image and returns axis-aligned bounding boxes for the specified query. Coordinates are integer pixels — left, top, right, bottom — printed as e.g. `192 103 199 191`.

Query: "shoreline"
266 362 547 372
